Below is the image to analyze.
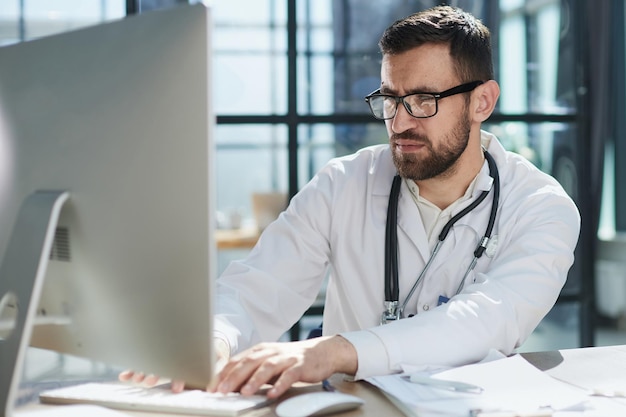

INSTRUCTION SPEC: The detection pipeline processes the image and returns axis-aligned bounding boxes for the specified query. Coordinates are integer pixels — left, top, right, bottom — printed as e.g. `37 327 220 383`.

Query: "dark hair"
379 5 494 82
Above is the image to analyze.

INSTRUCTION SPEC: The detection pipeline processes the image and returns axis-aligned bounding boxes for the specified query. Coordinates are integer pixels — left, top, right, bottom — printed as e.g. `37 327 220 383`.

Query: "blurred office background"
3 0 626 378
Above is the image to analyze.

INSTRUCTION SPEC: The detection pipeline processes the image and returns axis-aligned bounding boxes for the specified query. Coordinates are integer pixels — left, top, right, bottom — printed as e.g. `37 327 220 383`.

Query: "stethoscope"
381 149 500 324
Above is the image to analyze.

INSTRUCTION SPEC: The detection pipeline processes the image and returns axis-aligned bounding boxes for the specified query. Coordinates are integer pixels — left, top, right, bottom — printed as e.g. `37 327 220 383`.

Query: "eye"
382 96 397 108
404 94 431 107
404 94 437 117
414 94 436 104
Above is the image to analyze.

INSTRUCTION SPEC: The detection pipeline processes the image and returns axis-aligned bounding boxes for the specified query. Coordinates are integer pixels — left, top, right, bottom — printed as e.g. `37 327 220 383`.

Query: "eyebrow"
379 85 440 96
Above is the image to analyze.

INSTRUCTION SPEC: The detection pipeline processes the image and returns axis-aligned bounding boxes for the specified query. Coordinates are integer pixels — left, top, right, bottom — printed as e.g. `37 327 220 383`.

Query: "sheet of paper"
367 354 593 417
537 345 626 395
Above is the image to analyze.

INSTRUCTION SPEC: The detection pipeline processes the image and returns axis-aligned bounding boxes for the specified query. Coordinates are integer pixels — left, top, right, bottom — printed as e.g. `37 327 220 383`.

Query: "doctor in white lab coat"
214 129 579 372
207 6 581 398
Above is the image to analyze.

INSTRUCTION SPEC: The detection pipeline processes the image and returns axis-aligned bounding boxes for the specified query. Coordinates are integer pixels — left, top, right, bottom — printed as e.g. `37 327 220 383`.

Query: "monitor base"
0 190 69 417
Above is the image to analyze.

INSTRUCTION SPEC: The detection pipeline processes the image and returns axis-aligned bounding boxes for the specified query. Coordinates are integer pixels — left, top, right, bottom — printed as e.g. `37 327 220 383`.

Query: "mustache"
391 131 430 145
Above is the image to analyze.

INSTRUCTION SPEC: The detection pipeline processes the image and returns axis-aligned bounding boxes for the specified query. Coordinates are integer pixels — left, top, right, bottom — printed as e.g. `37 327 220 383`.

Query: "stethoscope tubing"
384 150 500 320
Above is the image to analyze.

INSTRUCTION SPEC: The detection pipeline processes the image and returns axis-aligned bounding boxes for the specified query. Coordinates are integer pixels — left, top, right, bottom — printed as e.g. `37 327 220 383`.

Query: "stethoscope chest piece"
381 301 400 324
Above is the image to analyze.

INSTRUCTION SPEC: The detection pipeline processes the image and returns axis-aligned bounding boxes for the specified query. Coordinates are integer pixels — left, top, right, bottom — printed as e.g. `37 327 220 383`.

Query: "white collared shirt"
405 175 477 249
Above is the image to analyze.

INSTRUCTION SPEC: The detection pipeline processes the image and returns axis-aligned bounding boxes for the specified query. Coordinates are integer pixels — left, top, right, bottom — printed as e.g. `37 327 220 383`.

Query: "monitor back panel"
0 4 215 387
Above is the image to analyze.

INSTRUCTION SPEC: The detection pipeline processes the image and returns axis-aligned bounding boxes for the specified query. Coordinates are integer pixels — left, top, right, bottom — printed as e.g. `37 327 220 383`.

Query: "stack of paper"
367 354 626 416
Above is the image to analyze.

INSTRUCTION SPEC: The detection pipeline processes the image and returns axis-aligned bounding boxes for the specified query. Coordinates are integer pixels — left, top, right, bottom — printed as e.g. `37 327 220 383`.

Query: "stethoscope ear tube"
474 151 499 259
384 174 402 302
454 151 500 295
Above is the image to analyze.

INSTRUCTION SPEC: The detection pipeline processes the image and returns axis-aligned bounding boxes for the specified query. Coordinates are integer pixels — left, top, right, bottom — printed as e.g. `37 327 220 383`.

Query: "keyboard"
39 382 271 416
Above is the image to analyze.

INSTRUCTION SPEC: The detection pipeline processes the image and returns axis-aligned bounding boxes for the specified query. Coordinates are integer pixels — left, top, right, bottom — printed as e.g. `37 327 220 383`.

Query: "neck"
415 146 485 210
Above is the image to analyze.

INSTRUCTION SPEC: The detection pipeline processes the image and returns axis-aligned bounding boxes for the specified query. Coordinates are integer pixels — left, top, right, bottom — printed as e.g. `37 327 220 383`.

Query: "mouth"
393 139 427 153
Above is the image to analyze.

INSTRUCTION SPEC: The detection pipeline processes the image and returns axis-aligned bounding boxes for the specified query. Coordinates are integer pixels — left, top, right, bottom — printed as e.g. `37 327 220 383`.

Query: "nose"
389 101 419 134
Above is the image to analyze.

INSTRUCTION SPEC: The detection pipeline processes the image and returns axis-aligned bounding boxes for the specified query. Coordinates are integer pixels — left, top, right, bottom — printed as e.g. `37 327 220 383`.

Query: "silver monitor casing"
0 4 215 411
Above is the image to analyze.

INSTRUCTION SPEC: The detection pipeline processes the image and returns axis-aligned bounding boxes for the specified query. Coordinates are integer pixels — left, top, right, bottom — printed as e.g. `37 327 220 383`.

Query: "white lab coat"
214 131 580 380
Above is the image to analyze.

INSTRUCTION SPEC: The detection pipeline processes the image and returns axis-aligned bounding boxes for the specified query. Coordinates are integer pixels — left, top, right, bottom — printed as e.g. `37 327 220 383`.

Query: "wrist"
326 335 358 375
214 338 230 366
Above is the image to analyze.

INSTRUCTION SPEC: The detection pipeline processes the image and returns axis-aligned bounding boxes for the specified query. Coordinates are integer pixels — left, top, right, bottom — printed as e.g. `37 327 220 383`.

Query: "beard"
390 113 472 181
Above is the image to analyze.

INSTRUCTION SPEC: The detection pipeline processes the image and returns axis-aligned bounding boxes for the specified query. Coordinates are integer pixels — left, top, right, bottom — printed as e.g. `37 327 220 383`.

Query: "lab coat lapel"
396 180 431 261
371 148 431 262
434 161 495 260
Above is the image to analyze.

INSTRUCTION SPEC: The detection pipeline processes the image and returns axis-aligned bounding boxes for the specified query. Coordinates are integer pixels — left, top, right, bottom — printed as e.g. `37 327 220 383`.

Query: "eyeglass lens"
393 94 435 118
369 94 438 119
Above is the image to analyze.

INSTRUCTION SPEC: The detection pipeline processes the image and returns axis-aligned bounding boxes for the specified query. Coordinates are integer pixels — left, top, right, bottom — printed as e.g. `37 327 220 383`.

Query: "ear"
471 80 500 123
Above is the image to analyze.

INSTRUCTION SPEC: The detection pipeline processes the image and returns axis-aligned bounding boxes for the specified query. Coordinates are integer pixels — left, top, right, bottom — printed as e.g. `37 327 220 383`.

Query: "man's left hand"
210 335 357 399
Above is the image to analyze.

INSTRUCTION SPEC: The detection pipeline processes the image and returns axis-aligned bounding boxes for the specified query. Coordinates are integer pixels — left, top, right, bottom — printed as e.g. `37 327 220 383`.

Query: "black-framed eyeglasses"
364 80 484 120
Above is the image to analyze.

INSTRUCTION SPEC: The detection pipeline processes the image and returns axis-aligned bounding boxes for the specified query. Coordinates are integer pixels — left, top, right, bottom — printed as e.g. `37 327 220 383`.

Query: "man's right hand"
118 338 231 393
118 370 185 392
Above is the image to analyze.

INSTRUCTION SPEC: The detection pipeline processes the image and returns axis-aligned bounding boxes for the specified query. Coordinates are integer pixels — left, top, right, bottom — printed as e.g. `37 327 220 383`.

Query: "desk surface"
16 345 626 417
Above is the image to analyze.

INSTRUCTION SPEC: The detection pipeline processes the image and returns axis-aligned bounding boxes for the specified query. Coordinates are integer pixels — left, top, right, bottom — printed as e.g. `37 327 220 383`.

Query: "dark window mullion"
287 0 298 200
613 1 626 231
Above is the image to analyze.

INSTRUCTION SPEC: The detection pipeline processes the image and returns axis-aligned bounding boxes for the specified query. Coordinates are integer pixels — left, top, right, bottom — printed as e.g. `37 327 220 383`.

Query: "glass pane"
0 0 19 18
497 12 527 113
297 123 387 186
138 0 185 12
599 142 615 239
297 0 442 116
518 302 579 352
297 55 334 114
23 0 124 40
104 1 125 18
214 55 287 114
215 28 286 51
497 0 577 114
0 0 125 43
484 121 578 199
215 124 288 229
213 0 287 115
296 0 335 115
0 0 19 45
213 0 286 25
24 0 103 19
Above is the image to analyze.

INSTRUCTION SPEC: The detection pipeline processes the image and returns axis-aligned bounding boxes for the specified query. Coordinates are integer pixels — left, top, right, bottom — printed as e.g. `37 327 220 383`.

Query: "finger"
132 371 146 384
118 370 134 382
266 367 301 399
215 352 229 374
239 356 296 396
215 351 275 394
171 379 186 393
214 362 255 394
142 374 161 387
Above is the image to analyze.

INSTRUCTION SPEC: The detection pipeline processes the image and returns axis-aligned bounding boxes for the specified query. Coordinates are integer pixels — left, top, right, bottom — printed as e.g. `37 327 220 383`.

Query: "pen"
407 374 483 393
469 408 553 417
322 379 336 392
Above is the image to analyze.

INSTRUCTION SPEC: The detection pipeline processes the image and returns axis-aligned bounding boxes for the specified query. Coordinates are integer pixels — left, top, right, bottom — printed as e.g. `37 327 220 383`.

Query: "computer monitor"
0 2 215 400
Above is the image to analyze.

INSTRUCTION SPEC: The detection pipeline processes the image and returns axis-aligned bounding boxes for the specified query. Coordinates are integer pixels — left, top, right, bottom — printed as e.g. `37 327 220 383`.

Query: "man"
125 5 580 399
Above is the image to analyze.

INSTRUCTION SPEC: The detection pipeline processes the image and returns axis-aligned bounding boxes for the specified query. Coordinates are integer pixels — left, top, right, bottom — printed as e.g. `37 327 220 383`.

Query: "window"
3 0 595 348
212 0 591 348
0 0 124 44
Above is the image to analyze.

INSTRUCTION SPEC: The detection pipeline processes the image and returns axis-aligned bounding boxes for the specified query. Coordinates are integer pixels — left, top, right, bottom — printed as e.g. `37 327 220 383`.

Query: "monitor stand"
0 191 69 417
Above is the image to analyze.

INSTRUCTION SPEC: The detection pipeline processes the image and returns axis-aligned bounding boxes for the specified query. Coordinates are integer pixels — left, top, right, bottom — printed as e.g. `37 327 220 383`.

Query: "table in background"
215 227 260 250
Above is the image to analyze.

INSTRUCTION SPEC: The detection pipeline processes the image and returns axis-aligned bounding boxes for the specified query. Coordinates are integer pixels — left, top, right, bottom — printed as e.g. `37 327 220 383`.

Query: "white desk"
16 373 403 417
